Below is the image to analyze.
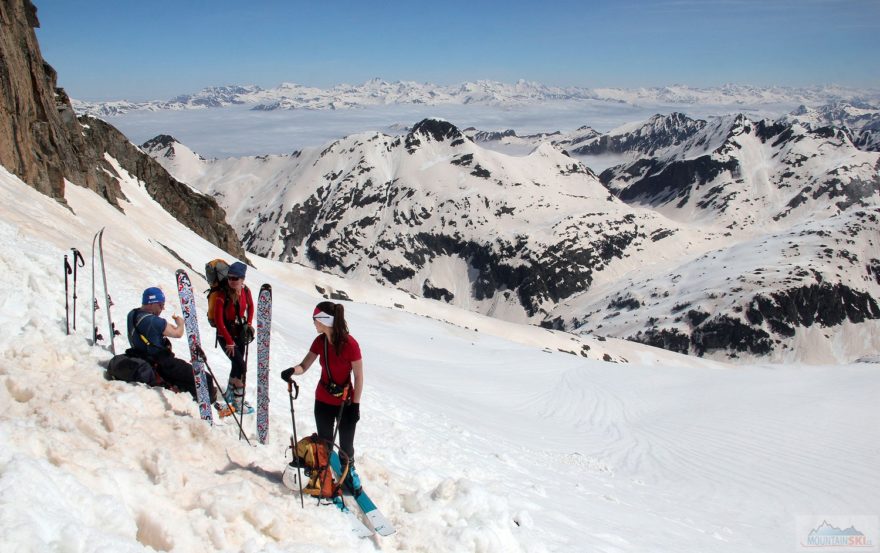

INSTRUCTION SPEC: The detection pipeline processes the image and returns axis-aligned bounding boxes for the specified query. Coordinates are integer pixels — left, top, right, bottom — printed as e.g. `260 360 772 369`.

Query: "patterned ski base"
176 269 213 423
329 451 396 536
256 284 272 444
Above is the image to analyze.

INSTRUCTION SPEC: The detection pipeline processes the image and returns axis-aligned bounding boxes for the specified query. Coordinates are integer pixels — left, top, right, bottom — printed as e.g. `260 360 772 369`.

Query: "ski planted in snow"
256 283 272 444
90 232 101 345
329 451 396 536
90 228 119 352
176 269 214 423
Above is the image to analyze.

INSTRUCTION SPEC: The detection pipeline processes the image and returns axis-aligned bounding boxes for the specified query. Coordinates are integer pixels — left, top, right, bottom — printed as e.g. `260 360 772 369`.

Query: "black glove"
244 325 255 343
348 402 360 422
280 367 296 382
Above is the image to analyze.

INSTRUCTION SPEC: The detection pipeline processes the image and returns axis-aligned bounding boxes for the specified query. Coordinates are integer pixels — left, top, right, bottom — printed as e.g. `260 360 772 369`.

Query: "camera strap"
322 335 345 388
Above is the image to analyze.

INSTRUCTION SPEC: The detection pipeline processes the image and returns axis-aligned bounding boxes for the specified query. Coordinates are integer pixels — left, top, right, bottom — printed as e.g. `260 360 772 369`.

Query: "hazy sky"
34 0 880 101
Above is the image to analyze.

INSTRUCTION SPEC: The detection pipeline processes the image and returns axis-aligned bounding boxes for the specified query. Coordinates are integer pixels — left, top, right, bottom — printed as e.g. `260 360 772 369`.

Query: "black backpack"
106 354 160 387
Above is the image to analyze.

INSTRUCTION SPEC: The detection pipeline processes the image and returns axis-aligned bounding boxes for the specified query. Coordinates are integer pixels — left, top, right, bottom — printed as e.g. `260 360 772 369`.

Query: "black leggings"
219 334 248 382
154 354 216 403
315 400 360 460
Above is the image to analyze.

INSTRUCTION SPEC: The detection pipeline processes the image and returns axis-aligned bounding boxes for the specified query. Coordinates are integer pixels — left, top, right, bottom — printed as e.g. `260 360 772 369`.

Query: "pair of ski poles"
64 248 85 334
196 345 253 447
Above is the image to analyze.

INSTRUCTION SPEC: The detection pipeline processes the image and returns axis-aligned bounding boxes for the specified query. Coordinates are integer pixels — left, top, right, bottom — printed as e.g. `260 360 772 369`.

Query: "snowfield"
0 164 878 551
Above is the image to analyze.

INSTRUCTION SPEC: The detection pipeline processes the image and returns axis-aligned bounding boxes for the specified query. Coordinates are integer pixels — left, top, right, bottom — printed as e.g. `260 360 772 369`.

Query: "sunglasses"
228 276 242 281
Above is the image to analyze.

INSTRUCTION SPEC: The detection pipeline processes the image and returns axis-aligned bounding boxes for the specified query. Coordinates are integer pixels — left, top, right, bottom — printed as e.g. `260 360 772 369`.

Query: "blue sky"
35 0 880 101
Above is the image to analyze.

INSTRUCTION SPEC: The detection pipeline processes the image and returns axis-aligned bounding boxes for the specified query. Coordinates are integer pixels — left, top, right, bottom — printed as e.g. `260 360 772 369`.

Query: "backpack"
205 259 230 328
293 434 349 499
106 353 161 387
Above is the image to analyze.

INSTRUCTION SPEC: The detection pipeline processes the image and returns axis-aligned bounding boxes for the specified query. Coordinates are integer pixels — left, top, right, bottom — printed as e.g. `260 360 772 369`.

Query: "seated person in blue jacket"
126 287 217 404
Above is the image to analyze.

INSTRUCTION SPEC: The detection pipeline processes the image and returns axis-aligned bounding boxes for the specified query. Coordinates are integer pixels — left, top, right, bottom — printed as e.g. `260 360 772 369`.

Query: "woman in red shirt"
287 301 364 464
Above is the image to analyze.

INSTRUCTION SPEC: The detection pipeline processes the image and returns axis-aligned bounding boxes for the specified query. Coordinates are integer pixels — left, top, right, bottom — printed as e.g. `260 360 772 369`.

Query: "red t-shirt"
310 334 361 405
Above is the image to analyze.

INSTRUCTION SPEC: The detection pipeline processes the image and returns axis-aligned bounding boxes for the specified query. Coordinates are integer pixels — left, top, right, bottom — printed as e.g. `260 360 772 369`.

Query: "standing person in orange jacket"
212 261 255 414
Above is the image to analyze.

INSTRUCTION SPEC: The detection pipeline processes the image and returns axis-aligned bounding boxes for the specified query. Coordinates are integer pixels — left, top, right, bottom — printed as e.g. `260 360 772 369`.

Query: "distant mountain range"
143 112 880 362
72 79 880 117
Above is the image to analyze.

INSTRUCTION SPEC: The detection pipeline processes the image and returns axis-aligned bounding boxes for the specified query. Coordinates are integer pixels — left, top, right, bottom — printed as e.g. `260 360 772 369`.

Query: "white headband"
313 308 334 326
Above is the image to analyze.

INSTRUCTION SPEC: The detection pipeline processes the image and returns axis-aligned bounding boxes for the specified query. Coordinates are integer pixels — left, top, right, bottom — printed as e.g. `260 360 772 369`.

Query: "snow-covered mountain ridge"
781 102 880 152
72 79 880 117
146 118 709 323
145 115 880 362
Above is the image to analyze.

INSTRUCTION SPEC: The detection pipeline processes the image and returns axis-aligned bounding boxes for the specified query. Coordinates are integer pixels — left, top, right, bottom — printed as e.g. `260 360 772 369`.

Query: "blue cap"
142 287 165 305
229 262 247 278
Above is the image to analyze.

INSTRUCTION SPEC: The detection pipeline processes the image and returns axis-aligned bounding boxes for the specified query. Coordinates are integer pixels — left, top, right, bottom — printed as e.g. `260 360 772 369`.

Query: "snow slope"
1 162 878 552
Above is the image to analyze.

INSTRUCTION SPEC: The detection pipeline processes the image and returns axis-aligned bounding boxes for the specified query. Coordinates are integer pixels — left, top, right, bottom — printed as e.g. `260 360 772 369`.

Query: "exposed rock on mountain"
783 102 880 152
568 113 706 157
82 117 244 258
148 114 880 362
599 114 880 229
557 208 880 361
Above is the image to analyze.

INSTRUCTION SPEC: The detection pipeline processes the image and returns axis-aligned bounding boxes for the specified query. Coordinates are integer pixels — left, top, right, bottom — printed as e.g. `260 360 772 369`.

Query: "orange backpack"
204 259 229 328
294 434 348 499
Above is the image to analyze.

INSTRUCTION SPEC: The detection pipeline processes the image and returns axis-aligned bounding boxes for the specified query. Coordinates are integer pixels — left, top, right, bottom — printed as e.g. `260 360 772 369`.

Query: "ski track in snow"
0 165 879 552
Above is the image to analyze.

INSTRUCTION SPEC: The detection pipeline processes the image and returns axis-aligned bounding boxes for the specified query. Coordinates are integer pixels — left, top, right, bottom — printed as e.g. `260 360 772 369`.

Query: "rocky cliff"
0 0 112 200
0 0 244 258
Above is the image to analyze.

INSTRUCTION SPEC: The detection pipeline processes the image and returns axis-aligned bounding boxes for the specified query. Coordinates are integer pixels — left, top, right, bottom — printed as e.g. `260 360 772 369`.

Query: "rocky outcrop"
80 117 246 259
0 0 116 200
573 113 706 157
0 0 244 258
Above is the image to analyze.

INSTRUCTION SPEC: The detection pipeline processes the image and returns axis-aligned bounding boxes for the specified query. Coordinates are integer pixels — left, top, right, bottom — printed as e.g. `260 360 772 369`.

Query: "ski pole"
64 255 72 334
239 340 250 442
280 368 305 508
198 347 252 446
71 248 84 331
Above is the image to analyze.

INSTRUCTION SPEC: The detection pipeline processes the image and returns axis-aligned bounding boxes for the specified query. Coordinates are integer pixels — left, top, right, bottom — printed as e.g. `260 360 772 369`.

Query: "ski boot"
225 386 254 415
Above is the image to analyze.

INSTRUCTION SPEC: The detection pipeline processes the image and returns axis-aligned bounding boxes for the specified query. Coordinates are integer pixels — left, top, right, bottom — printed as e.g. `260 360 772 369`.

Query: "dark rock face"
745 283 880 330
572 113 706 157
630 282 879 357
141 135 179 156
471 129 516 142
409 118 465 144
423 280 454 302
692 316 773 356
604 156 740 207
632 327 690 354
